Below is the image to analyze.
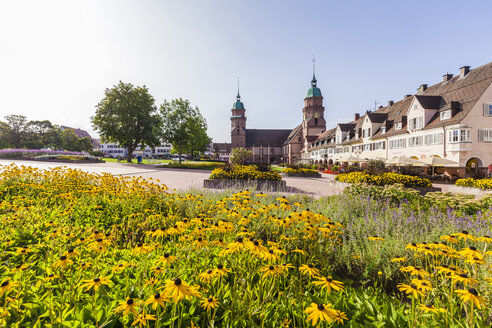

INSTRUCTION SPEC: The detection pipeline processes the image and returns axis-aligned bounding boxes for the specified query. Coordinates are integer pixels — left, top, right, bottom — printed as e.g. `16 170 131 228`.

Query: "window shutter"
479 130 484 142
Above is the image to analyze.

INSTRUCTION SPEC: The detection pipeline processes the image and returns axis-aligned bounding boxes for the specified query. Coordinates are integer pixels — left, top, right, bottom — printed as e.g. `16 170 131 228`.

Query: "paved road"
0 160 343 198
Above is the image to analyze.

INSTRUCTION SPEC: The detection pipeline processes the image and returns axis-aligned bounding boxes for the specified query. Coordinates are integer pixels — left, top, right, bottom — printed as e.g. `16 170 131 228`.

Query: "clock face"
314 113 320 118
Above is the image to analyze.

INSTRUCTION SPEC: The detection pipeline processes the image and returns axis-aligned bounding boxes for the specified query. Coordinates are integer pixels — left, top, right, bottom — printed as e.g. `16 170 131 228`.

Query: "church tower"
231 88 246 148
301 69 326 153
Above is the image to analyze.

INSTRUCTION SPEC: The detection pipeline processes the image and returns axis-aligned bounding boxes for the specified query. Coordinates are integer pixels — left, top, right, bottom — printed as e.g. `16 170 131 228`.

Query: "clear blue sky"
1 0 491 143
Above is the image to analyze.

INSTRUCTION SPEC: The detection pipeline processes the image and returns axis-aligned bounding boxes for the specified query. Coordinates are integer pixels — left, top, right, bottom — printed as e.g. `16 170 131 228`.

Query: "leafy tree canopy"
159 98 210 164
92 81 161 162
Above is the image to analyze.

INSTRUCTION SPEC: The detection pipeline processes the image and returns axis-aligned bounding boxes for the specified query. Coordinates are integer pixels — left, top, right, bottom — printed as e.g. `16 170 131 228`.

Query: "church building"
228 71 326 163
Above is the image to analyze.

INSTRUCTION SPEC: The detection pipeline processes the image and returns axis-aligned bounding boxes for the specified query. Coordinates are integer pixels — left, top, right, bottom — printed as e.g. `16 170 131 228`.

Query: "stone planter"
21 158 104 164
203 179 286 191
448 185 492 196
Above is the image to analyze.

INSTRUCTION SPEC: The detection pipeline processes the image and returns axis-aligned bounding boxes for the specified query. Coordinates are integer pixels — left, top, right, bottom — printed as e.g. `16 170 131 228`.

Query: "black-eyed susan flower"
304 303 338 325
411 278 432 292
313 276 345 293
299 264 320 277
150 266 165 275
43 274 59 283
455 288 487 309
391 257 406 263
144 293 167 310
199 269 216 283
80 276 111 292
115 297 139 316
213 264 231 277
80 262 91 269
451 273 478 287
368 236 384 242
259 265 280 278
418 304 446 314
440 235 458 244
477 235 492 243
0 280 18 297
64 248 79 258
161 278 200 303
400 266 430 277
131 313 156 327
200 296 219 311
451 230 477 242
397 283 425 298
459 246 484 260
53 255 73 269
113 262 131 273
155 253 177 266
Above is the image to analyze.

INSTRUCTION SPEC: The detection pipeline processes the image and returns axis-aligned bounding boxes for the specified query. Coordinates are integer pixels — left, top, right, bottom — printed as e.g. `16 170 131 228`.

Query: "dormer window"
355 132 359 139
484 103 492 116
381 126 386 134
395 122 402 130
440 110 451 120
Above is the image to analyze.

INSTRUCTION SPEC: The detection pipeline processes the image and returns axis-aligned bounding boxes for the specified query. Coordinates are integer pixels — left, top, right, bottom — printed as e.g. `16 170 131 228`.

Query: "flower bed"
209 165 282 181
0 149 88 159
456 177 492 190
336 171 432 188
282 167 321 177
33 154 103 163
322 170 339 174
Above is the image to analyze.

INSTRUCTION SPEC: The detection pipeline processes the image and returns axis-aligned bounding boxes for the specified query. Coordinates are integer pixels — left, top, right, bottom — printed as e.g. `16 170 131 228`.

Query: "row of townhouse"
97 142 173 158
307 62 492 177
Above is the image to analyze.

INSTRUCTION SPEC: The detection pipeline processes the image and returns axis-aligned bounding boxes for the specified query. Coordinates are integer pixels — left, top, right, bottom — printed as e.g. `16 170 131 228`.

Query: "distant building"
228 72 325 163
97 142 172 158
211 142 232 162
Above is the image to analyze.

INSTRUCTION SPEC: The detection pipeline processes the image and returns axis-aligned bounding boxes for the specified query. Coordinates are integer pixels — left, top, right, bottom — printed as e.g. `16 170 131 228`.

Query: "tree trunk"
179 144 182 164
127 144 136 163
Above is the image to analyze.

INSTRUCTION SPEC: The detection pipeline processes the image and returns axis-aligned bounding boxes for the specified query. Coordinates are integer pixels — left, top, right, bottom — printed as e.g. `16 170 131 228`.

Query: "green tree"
0 121 11 148
4 114 28 148
230 147 252 165
159 98 210 164
92 81 161 162
26 120 54 148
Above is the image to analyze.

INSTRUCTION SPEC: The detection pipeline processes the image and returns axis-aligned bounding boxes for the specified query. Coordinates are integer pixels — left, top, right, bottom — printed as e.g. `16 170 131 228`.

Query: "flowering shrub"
344 183 421 204
282 167 320 176
456 177 492 190
209 165 281 180
34 154 101 161
0 149 88 159
336 171 432 188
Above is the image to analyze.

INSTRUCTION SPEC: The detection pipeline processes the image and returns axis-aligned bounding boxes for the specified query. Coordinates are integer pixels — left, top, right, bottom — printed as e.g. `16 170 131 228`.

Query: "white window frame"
483 103 492 117
448 129 470 143
395 122 402 130
409 136 423 147
425 133 443 145
440 110 451 120
478 129 492 142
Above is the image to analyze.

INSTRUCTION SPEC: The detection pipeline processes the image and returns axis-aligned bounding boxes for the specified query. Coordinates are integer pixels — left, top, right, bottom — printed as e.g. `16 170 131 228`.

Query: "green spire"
233 77 244 109
306 56 322 98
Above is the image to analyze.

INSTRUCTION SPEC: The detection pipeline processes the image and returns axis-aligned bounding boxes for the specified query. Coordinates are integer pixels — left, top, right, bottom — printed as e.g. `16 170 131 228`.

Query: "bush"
456 177 492 189
282 167 320 177
336 171 432 188
209 165 281 180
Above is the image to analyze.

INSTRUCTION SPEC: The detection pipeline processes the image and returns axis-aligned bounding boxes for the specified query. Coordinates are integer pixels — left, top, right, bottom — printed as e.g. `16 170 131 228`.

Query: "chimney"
460 66 470 78
417 84 428 94
354 113 360 121
404 94 412 98
388 100 394 106
443 73 453 82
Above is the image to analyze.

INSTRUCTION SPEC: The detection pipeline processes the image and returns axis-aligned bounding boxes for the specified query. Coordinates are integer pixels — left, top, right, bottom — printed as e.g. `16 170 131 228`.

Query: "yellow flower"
304 303 341 325
299 264 320 277
419 304 446 314
259 265 281 278
131 313 156 327
161 278 201 303
391 257 406 263
144 292 168 310
0 280 18 297
80 276 111 292
155 253 177 266
115 298 139 316
53 255 73 269
368 236 384 242
397 283 425 298
200 296 219 311
312 277 344 293
455 288 487 309
199 269 217 283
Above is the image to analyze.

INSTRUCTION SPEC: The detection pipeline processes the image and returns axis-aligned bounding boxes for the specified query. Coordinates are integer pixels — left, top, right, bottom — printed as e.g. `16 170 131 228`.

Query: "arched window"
237 126 240 135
